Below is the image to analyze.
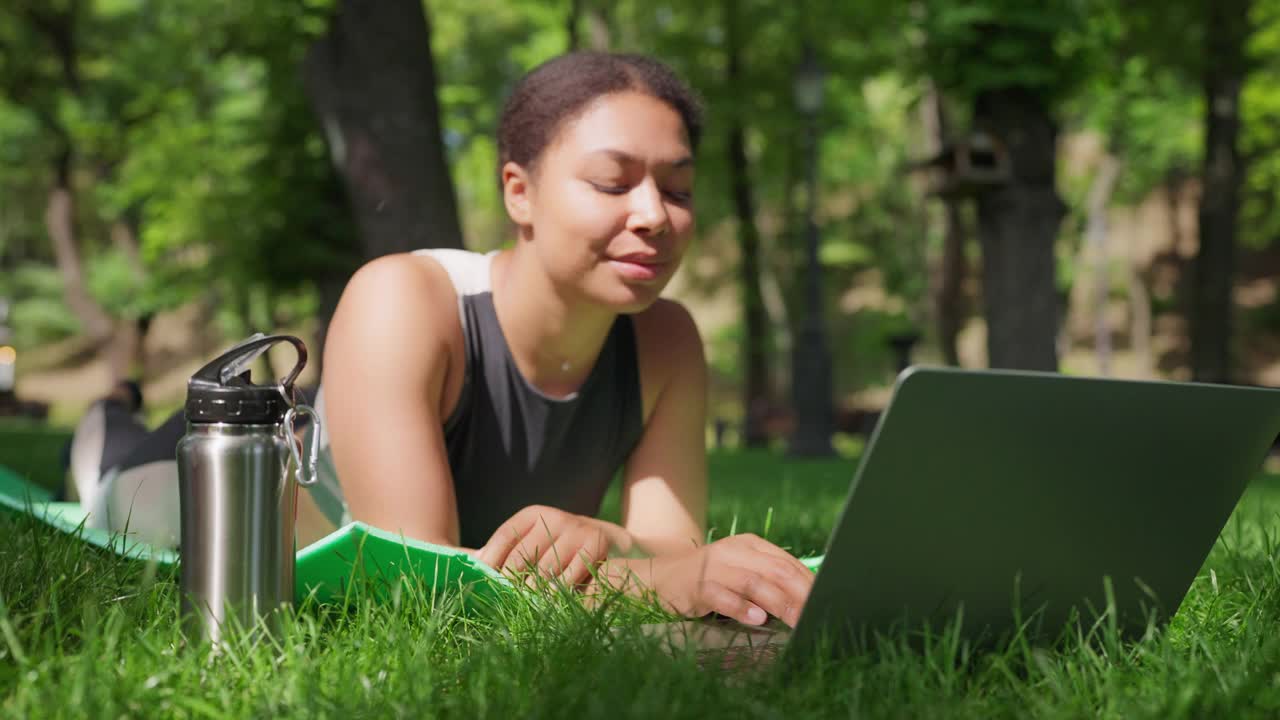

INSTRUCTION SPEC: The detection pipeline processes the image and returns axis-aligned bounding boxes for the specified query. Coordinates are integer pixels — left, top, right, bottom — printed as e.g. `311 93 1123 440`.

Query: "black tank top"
313 249 645 550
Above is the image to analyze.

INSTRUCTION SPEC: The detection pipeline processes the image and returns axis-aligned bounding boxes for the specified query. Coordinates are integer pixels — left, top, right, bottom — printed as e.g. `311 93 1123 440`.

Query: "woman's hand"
477 505 635 587
596 533 815 628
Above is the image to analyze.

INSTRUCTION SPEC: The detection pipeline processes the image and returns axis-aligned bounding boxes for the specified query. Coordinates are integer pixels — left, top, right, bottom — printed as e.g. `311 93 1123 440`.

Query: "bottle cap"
184 334 307 424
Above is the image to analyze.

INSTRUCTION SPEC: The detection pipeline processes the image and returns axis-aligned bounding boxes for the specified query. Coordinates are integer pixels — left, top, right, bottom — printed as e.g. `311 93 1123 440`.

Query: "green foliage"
1065 56 1200 205
429 0 574 249
916 0 1091 101
1 0 1279 402
0 0 350 347
1241 1 1280 250
2 264 80 347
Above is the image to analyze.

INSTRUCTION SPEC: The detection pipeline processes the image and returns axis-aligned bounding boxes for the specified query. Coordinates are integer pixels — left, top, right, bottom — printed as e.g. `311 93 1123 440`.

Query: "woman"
72 52 814 628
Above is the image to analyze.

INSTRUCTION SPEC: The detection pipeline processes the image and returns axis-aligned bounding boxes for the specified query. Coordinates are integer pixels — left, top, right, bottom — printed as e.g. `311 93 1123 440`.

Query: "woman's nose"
627 178 671 237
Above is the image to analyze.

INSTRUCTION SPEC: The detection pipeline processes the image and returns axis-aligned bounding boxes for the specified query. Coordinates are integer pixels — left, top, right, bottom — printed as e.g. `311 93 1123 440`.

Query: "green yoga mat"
0 463 820 606
0 464 505 605
296 521 510 606
0 463 178 564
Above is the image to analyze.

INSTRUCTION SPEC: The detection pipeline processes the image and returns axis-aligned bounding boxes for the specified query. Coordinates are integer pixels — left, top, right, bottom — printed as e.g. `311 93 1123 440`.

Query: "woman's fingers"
543 523 616 587
722 567 804 628
697 578 769 626
721 536 815 604
736 533 814 577
475 526 519 570
484 510 622 585
536 529 590 583
476 512 541 569
556 546 595 589
748 553 815 614
597 520 634 556
505 519 563 574
688 537 812 626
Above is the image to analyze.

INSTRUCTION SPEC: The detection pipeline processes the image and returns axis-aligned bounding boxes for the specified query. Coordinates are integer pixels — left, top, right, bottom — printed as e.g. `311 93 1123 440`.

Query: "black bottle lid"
184 334 307 424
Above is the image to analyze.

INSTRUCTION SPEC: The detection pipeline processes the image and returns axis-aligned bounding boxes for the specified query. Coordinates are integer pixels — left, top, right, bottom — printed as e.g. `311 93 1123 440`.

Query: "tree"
723 0 772 447
567 0 611 51
1190 0 1252 383
916 1 1088 371
304 0 464 259
1060 5 1201 380
919 81 970 367
0 2 115 350
1101 0 1279 384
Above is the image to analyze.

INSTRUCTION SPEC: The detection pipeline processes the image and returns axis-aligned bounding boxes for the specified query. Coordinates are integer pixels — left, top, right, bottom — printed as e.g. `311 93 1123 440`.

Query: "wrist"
587 555 661 596
630 534 702 558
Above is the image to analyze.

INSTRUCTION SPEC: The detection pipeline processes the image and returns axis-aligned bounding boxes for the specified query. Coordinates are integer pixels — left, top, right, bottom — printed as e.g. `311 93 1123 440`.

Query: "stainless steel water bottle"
176 333 320 645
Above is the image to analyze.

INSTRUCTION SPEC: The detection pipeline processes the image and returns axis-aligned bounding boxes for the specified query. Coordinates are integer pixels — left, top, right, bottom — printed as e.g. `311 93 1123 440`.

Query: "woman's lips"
608 257 670 281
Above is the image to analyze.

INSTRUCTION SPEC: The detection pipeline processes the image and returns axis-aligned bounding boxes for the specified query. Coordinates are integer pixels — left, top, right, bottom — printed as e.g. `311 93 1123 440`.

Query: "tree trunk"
1190 0 1250 384
584 5 611 51
46 151 112 344
106 210 149 380
920 82 968 366
304 0 464 260
104 318 142 382
567 0 611 51
936 203 968 366
973 88 1065 371
725 0 771 447
1085 154 1121 376
33 3 115 350
1126 222 1154 378
568 0 581 50
1163 172 1193 341
109 207 145 277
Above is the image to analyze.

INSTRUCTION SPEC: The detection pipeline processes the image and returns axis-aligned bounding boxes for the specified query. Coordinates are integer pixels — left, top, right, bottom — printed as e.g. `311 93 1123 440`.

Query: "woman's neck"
490 245 617 397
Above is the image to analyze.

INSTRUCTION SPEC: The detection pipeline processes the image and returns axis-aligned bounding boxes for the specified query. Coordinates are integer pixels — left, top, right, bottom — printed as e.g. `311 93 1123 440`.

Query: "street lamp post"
789 44 835 457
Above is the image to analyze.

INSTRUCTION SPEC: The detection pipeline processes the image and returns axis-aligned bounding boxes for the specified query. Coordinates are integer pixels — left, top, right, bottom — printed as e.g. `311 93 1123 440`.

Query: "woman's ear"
502 161 534 226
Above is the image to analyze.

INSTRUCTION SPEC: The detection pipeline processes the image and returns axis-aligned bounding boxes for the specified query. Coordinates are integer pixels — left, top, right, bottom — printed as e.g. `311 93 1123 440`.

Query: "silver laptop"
649 367 1280 665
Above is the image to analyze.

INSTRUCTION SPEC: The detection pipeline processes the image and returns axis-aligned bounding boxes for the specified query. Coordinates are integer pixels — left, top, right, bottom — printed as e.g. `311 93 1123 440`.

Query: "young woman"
70 52 814 628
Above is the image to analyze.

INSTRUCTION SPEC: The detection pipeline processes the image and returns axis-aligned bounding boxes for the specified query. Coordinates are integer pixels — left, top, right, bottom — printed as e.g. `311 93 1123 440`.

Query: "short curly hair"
496 52 703 186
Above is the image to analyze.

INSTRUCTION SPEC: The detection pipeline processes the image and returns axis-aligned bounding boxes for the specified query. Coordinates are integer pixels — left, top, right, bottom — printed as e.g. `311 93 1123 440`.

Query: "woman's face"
504 91 696 313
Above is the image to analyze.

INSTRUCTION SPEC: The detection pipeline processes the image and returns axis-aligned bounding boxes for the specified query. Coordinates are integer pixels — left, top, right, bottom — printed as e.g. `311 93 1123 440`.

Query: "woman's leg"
99 392 342 550
72 382 337 550
97 410 185 548
67 382 150 511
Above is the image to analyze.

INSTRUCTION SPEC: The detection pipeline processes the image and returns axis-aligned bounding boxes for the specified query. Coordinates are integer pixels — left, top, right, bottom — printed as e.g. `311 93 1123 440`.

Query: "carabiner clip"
282 404 322 487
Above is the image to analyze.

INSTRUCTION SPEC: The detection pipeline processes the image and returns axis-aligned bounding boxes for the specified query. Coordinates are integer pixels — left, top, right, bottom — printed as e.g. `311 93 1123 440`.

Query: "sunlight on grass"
3 454 1280 717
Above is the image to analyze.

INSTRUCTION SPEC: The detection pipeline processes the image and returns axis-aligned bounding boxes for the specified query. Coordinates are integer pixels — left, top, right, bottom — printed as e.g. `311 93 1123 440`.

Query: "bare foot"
104 380 143 413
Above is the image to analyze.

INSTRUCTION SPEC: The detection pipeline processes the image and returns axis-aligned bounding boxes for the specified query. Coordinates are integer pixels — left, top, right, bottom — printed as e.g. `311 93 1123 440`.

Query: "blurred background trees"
2 0 1279 445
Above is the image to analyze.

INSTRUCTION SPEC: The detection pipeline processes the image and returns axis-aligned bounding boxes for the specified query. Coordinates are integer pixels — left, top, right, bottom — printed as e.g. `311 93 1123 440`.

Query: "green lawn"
0 419 72 495
3 448 1280 718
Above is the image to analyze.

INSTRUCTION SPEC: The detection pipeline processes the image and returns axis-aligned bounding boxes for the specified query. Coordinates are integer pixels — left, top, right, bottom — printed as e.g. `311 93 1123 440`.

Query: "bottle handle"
190 333 308 393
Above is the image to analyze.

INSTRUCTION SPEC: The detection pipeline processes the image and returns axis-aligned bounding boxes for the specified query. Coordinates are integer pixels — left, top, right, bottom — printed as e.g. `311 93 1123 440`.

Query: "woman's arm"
605 302 815 627
321 254 468 549
619 299 709 557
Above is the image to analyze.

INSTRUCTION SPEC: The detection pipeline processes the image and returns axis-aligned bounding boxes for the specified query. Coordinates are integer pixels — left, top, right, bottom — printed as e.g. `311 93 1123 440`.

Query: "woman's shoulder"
325 251 473 364
341 248 497 311
342 252 456 313
408 248 496 298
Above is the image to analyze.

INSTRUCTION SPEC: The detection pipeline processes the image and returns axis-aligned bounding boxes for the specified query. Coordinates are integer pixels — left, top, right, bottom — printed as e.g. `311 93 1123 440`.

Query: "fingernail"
746 607 766 625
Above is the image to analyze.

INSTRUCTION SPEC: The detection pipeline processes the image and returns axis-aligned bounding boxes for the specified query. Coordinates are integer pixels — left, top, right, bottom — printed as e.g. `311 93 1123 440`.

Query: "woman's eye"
590 182 629 195
664 189 693 204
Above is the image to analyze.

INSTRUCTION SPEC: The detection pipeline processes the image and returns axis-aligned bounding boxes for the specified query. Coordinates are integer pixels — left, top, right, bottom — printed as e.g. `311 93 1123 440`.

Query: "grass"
0 419 72 494
4 448 1280 717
